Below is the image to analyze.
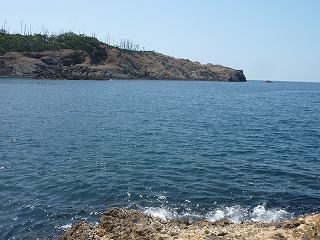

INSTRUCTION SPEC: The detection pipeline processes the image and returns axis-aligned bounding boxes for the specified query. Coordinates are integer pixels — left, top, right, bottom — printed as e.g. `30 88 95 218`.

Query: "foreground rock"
61 208 320 240
0 47 246 81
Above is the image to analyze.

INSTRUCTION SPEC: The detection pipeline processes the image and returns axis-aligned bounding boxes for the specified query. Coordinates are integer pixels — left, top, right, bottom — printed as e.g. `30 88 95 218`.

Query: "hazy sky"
2 0 320 82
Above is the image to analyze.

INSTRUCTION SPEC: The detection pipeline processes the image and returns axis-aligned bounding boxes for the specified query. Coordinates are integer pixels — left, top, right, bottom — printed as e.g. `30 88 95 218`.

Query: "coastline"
0 31 246 82
0 49 246 82
61 208 320 240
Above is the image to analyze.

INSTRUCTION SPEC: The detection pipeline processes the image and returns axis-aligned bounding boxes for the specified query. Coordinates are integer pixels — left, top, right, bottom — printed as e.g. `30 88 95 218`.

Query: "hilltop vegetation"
0 30 108 63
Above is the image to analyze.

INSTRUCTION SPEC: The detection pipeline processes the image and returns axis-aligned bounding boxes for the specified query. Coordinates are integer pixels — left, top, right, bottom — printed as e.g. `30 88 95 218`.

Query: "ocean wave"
55 223 73 230
143 204 291 223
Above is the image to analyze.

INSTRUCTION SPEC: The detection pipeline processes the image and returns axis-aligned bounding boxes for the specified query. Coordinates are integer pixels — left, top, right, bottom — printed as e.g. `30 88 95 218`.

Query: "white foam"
251 205 289 222
56 223 72 230
143 204 290 223
157 195 167 201
207 205 249 223
180 212 203 220
144 207 202 222
143 207 177 221
207 204 289 223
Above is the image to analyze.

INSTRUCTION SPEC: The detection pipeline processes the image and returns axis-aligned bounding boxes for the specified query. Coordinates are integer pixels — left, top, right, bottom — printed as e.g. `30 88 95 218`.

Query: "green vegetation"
0 30 107 63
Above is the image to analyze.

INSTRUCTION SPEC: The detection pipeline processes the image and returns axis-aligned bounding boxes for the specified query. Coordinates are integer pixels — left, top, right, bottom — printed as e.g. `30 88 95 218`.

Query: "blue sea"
0 78 319 239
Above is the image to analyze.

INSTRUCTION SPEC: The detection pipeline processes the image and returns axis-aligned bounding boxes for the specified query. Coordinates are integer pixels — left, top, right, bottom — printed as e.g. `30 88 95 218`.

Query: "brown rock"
60 208 320 240
0 46 246 81
60 221 99 240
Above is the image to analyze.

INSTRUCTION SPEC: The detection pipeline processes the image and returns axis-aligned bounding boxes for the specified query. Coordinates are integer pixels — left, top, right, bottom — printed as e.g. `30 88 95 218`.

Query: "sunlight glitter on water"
1 79 319 239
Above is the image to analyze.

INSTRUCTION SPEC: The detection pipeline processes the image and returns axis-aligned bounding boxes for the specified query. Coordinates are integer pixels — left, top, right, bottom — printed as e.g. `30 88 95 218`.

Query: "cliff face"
0 47 246 81
60 208 320 240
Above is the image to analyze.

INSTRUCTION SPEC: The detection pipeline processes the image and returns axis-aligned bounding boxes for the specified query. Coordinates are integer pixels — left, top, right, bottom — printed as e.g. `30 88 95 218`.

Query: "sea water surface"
0 78 319 239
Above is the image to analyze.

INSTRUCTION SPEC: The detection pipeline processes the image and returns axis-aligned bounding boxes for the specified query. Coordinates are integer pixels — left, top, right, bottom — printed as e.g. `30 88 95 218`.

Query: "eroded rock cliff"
0 46 246 81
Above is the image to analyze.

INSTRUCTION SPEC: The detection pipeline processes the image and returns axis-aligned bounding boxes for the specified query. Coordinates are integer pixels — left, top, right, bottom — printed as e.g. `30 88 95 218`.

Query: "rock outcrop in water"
0 47 246 81
61 208 320 240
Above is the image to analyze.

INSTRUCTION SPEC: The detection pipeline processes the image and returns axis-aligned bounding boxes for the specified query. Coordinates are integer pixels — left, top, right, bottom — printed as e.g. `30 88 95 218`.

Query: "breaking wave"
143 204 291 223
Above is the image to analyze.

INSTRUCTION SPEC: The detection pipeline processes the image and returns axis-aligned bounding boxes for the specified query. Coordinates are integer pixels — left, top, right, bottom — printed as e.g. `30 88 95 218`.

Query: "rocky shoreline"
61 208 319 240
0 47 246 81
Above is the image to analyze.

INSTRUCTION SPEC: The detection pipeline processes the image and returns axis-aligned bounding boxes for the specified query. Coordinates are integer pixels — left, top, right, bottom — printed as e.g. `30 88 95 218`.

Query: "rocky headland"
0 32 246 81
0 48 246 81
61 208 320 240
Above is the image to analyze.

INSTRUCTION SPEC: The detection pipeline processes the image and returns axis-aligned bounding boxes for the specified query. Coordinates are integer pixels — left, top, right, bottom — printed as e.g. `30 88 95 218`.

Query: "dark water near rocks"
0 78 319 239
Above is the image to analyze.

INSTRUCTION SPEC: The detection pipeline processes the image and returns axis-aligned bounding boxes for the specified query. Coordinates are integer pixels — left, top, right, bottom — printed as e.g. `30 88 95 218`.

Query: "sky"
1 0 320 82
